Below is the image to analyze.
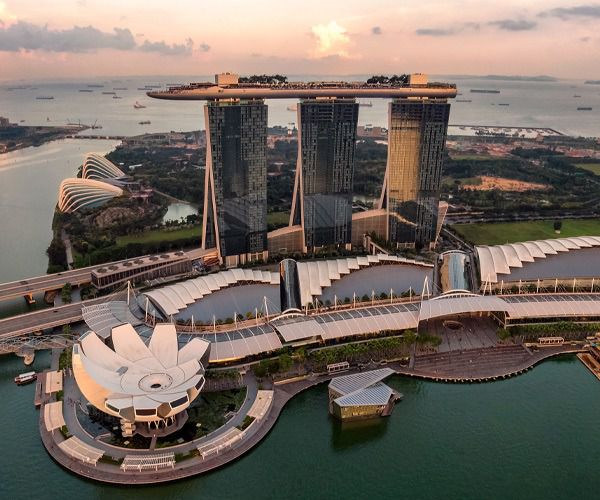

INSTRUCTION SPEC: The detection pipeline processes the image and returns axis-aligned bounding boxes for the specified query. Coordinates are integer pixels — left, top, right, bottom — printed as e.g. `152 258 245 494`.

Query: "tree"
553 220 562 233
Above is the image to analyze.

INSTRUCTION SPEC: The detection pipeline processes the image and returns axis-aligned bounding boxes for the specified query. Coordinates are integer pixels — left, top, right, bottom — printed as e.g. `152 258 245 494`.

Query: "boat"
14 371 36 385
112 95 122 99
36 96 54 100
359 101 373 107
102 91 116 95
577 107 592 111
498 103 510 106
573 95 581 98
470 89 500 94
138 120 151 125
287 104 297 112
113 87 128 90
87 84 104 88
456 99 472 103
78 89 93 92
133 101 146 109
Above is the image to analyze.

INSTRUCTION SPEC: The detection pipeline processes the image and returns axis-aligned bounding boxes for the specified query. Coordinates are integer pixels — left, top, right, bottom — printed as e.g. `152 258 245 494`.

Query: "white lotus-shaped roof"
72 323 210 423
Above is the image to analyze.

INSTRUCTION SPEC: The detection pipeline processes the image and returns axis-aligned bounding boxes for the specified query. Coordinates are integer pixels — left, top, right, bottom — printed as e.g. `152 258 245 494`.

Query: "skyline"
1 1 600 81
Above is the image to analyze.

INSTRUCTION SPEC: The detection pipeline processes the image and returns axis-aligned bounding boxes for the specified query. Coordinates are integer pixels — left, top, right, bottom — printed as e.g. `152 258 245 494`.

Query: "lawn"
453 219 600 245
116 225 201 245
574 163 600 175
267 211 290 226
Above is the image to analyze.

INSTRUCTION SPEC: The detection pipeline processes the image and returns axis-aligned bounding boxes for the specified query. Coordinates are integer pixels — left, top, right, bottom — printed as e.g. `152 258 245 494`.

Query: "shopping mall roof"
476 237 600 283
143 269 280 317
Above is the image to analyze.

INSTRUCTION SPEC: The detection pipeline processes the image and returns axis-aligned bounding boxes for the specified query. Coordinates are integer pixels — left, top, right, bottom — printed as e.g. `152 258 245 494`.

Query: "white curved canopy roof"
58 178 122 213
477 237 600 283
72 323 209 423
143 269 280 317
296 254 433 307
82 153 126 180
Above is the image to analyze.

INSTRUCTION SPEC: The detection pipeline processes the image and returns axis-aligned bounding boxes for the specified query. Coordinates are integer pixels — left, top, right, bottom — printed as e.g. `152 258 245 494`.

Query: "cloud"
139 37 194 55
416 23 479 36
371 26 382 35
0 21 200 56
415 27 455 36
489 19 537 31
311 21 350 57
0 21 135 52
540 5 600 19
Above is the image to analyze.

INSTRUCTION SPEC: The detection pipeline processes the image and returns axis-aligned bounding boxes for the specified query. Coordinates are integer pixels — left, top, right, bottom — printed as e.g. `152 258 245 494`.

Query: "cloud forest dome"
72 323 210 423
57 178 123 213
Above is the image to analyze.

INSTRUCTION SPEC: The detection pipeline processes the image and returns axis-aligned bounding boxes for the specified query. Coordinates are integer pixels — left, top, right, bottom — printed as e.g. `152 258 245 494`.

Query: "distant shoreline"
0 125 89 154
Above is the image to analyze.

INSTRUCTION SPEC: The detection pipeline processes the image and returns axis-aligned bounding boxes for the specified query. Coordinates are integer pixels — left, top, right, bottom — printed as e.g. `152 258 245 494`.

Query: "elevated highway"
0 247 209 303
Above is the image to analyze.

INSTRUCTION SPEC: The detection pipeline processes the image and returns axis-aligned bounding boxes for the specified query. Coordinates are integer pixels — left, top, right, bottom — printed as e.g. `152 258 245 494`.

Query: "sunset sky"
1 0 599 81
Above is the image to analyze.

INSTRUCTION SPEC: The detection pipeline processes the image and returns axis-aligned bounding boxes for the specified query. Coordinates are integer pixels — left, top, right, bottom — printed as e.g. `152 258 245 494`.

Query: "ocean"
1 75 599 137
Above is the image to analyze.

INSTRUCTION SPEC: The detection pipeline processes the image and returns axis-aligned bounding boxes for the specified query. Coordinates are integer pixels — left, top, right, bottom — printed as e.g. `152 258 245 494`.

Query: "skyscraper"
202 99 268 266
383 97 450 249
290 98 359 251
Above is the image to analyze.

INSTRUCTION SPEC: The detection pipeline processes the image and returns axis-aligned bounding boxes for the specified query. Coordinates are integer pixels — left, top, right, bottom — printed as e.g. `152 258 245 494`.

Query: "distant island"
584 80 600 85
481 75 557 82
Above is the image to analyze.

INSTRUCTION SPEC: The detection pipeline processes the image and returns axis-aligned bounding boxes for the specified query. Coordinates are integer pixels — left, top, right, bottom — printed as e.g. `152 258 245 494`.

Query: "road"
0 247 209 303
0 299 92 339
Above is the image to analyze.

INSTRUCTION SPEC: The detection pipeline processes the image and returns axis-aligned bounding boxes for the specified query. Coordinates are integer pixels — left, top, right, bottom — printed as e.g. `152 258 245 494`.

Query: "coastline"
0 125 89 154
38 344 585 485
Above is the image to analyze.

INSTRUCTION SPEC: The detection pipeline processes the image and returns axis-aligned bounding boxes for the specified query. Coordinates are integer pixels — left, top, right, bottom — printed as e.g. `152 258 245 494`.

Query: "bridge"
0 294 122 342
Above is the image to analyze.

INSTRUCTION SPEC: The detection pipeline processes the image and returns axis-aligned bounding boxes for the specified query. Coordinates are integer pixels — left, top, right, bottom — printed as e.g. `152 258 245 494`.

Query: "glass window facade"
204 100 268 258
297 99 358 250
386 99 450 247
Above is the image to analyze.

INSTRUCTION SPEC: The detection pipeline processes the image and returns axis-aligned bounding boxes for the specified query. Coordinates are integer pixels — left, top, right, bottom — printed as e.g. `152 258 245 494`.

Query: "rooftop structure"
147 74 457 101
476 237 600 284
57 178 123 213
439 250 473 294
91 251 192 290
82 153 126 180
328 368 400 420
72 323 210 429
140 253 432 319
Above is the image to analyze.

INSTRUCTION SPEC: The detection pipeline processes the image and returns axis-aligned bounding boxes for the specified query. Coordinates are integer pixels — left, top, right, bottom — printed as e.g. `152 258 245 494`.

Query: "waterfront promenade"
38 343 583 485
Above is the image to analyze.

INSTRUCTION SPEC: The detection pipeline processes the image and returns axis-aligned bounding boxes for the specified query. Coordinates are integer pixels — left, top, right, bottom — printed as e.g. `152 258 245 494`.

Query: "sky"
0 0 599 81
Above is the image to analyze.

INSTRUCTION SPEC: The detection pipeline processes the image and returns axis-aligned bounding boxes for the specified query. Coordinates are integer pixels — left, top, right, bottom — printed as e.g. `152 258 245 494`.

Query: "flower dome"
72 323 210 424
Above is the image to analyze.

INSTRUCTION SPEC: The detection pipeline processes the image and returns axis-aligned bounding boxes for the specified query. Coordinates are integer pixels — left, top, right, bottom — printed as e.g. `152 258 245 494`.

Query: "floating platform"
577 352 600 381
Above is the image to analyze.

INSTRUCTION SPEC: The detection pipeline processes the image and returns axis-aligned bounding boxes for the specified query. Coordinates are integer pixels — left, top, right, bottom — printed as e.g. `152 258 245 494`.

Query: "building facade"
383 98 450 249
291 98 359 252
202 99 268 266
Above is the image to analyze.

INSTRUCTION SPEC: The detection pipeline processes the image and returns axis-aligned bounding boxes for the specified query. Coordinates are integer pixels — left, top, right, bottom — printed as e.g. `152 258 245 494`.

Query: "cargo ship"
470 89 500 94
